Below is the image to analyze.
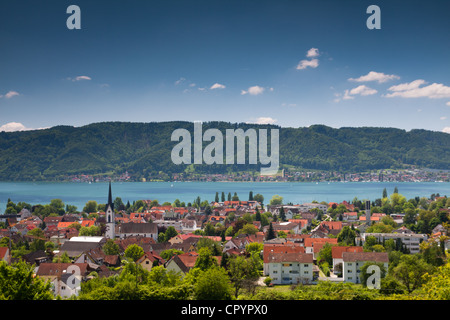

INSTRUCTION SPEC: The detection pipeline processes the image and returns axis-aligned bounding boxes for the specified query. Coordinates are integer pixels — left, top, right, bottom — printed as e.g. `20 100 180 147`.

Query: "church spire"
105 181 115 239
108 181 114 211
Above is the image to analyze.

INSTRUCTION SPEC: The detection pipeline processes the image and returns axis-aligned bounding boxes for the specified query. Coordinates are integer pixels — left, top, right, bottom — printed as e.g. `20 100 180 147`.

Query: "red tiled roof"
263 243 305 263
321 221 342 230
331 246 364 259
304 238 338 248
266 252 313 264
342 252 389 263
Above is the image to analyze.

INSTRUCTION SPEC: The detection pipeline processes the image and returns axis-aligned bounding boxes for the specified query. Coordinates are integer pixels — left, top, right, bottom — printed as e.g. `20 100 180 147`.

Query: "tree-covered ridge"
1 121 450 181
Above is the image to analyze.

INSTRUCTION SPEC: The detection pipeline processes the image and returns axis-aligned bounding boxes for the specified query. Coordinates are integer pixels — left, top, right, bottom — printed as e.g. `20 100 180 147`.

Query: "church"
105 182 115 239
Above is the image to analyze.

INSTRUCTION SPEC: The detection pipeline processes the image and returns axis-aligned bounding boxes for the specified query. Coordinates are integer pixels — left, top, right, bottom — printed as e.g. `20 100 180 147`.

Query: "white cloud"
385 81 450 99
349 71 400 83
443 127 450 134
210 83 226 90
0 122 49 132
75 75 91 81
241 85 265 96
296 58 319 70
334 85 377 102
306 48 319 58
174 77 186 85
2 91 20 99
349 85 378 96
248 117 277 125
387 79 426 92
0 122 28 132
446 101 450 107
342 90 354 100
440 116 447 120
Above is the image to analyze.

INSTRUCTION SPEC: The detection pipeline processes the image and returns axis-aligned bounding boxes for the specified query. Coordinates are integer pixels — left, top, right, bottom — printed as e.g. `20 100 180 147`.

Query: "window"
304 264 309 267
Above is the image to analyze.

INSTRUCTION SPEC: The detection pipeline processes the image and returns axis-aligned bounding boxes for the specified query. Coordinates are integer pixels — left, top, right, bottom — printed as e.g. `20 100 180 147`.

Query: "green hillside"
1 121 450 181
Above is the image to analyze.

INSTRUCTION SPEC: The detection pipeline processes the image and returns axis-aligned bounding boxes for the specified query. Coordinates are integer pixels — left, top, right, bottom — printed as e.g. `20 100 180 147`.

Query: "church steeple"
107 181 114 211
105 181 115 239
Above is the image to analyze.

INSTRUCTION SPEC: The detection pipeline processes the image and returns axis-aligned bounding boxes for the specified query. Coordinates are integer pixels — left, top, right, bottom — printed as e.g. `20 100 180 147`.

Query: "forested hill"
1 121 450 181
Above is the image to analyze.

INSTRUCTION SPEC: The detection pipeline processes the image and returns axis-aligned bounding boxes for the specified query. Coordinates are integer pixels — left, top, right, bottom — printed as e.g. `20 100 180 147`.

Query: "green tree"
266 223 276 240
253 193 264 205
50 199 65 214
235 223 258 236
419 259 450 299
392 254 435 293
160 249 184 261
228 255 260 298
79 225 100 236
0 260 53 300
53 251 71 263
269 195 283 206
194 267 232 300
83 200 98 214
337 226 356 246
194 247 218 271
124 244 144 262
279 206 286 221
164 226 178 241
317 242 334 266
102 239 120 255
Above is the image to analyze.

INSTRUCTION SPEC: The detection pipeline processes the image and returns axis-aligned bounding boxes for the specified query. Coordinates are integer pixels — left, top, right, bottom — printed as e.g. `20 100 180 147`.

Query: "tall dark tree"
266 223 276 240
279 206 286 222
248 191 254 201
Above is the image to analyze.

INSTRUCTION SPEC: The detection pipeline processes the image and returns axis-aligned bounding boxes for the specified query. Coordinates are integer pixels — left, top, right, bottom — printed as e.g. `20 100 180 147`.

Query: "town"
65 167 450 183
0 183 449 300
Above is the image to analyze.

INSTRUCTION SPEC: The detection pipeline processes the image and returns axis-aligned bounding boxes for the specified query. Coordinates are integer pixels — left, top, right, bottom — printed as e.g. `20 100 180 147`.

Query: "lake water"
1 181 450 213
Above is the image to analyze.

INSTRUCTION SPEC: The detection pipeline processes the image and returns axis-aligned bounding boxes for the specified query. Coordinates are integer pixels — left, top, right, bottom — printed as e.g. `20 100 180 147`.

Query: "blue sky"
0 0 449 133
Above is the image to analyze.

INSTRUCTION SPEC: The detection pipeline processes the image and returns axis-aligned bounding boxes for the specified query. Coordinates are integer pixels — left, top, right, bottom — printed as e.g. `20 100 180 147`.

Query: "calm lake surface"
1 181 450 213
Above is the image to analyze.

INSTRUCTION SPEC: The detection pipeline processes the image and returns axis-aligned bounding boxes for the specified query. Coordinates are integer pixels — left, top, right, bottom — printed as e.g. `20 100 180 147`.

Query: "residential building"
265 252 314 285
342 252 389 284
361 232 428 254
331 246 364 272
118 222 158 240
304 238 338 259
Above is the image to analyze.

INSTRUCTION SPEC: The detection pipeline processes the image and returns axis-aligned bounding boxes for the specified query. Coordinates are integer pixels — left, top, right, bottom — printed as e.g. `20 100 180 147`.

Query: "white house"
361 232 427 254
265 252 314 285
299 203 327 213
118 222 158 240
342 252 389 284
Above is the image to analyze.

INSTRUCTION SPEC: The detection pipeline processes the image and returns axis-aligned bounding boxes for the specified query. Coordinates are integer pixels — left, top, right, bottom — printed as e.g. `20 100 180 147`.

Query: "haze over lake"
1 181 450 213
